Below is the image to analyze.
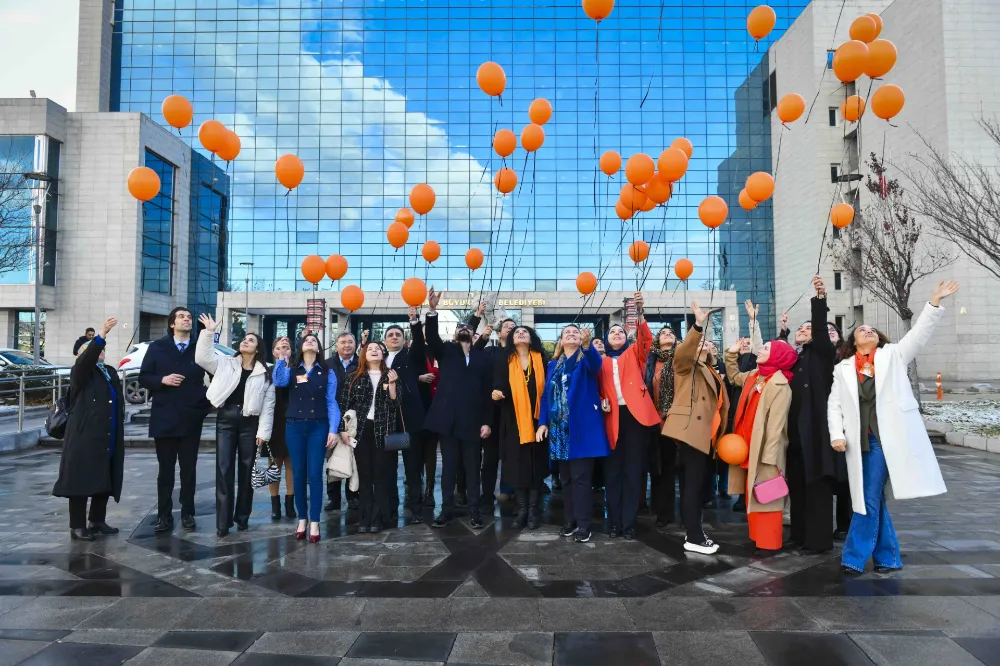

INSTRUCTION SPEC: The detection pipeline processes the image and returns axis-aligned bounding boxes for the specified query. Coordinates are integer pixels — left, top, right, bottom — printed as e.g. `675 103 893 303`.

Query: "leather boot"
271 496 282 520
527 490 541 530
424 480 436 508
285 495 297 519
513 490 528 529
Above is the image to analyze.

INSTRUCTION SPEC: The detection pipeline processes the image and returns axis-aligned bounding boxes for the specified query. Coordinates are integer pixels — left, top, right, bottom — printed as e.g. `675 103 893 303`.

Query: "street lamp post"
239 261 253 339
23 172 53 365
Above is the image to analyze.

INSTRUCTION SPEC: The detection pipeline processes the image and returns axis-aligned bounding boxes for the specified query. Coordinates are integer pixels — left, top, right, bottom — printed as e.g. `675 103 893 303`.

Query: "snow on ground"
924 400 1000 437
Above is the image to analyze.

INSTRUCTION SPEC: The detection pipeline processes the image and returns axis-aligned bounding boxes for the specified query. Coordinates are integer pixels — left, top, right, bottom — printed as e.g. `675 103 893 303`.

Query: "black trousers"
650 435 678 522
68 494 109 529
835 481 853 533
403 431 433 515
786 442 834 551
558 458 596 531
424 433 438 491
480 430 500 506
604 406 650 531
354 421 395 529
216 406 258 530
441 435 481 517
327 478 359 509
155 434 200 519
678 443 709 543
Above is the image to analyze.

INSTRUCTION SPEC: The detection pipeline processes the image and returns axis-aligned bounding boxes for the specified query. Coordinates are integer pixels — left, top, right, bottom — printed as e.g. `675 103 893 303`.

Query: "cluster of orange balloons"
300 254 349 285
608 138 690 221
830 15 902 120
198 120 241 163
736 172 773 219
491 95 552 194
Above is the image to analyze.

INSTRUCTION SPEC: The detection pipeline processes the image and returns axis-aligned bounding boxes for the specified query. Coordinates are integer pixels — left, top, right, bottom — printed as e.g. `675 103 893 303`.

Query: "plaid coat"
339 369 403 448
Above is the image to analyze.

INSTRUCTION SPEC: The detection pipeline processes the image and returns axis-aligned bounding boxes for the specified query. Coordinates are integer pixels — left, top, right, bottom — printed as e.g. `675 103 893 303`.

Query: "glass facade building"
112 0 806 315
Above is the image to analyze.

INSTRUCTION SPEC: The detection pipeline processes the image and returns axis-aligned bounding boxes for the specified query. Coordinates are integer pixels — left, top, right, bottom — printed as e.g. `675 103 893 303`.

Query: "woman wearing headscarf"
598 292 660 539
829 280 958 574
646 325 679 527
491 326 549 529
53 317 125 541
725 337 798 552
537 324 609 543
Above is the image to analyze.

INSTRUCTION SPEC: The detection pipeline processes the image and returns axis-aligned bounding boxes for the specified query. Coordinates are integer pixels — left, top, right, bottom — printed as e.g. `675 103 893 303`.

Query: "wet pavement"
0 444 998 665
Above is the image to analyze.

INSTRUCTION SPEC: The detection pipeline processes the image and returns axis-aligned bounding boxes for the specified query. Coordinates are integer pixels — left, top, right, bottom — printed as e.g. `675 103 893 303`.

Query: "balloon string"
772 128 785 181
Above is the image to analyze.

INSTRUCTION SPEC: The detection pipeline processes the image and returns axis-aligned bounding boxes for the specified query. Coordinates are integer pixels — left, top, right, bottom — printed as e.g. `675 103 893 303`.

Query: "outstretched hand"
691 301 708 327
198 313 218 332
930 279 960 306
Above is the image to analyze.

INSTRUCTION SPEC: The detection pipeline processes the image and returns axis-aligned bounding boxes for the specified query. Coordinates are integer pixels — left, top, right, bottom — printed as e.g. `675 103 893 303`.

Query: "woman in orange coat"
598 292 661 539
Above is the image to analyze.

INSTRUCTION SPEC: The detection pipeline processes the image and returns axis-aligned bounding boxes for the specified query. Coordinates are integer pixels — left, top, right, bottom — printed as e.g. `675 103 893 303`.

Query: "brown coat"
661 327 729 455
724 349 792 514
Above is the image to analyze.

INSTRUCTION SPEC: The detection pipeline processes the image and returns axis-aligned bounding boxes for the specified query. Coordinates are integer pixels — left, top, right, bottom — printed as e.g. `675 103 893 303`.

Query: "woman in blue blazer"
537 324 609 543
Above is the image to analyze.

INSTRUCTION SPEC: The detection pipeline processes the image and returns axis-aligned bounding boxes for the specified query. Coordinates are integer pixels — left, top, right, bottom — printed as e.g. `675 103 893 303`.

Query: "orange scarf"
509 351 546 445
855 350 875 383
733 370 766 468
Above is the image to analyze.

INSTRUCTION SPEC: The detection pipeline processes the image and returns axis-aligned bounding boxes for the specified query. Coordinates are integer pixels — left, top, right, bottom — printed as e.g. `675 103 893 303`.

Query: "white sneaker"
684 537 720 555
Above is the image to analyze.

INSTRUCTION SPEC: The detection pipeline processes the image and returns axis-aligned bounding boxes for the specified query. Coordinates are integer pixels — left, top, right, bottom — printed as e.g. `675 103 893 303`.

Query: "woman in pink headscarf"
724 339 799 552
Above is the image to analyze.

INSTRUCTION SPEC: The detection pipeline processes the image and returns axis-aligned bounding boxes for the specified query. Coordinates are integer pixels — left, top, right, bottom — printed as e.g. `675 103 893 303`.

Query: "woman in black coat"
53 317 125 541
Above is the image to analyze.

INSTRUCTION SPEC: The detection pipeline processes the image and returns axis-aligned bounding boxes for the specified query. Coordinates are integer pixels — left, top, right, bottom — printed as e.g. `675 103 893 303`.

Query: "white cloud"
0 0 78 110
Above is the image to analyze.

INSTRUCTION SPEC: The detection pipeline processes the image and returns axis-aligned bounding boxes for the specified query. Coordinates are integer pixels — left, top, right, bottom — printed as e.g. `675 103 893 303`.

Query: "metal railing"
0 366 134 434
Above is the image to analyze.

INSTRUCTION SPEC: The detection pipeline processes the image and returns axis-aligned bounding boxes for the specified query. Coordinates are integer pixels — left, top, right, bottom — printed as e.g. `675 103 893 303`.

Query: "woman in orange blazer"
598 292 661 539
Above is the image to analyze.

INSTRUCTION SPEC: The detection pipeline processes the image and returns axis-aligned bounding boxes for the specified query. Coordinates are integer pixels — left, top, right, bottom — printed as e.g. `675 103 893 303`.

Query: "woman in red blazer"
598 292 661 539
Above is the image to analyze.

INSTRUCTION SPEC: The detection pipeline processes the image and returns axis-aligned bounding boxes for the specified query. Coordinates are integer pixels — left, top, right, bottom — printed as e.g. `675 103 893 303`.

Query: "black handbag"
251 441 281 488
383 404 411 452
45 396 70 440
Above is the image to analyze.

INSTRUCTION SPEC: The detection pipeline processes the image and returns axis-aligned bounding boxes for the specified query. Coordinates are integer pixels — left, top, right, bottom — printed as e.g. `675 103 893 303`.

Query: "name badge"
860 362 874 378
296 374 309 384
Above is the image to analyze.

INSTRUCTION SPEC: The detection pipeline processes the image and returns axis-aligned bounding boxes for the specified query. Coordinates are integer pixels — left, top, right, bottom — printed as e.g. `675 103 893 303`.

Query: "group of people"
51 277 960 574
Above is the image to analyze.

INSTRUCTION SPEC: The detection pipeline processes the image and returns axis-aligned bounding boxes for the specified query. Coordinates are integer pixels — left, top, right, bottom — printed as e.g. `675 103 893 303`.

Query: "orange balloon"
494 168 517 194
582 0 614 23
657 147 689 182
401 277 427 307
644 172 673 204
521 124 545 152
387 222 409 249
127 166 161 202
217 131 241 162
738 188 758 211
871 84 904 120
275 154 305 190
671 137 694 159
528 98 552 125
395 207 415 229
867 13 883 38
466 248 484 271
628 240 650 264
341 285 365 312
865 39 897 79
674 258 694 281
600 150 622 176
698 196 728 229
325 254 348 281
849 15 878 43
620 184 647 211
301 255 326 284
410 183 436 215
625 153 655 186
830 203 855 228
198 120 228 153
777 93 806 124
840 95 866 122
746 171 775 202
476 61 506 97
421 240 441 263
717 433 749 465
833 40 869 84
639 196 656 212
615 200 635 220
494 129 516 158
161 95 193 130
747 5 776 40
576 271 598 295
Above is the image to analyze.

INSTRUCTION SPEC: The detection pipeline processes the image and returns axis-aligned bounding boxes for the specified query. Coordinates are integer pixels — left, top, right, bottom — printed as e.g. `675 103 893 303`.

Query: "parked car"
118 340 238 404
0 349 71 377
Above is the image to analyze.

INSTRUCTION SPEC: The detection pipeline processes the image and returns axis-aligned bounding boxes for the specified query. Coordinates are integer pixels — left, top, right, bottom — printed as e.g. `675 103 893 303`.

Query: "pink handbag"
753 472 789 504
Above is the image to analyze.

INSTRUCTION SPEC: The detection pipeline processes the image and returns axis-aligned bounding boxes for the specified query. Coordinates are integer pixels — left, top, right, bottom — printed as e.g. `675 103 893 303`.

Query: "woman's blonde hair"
552 324 584 367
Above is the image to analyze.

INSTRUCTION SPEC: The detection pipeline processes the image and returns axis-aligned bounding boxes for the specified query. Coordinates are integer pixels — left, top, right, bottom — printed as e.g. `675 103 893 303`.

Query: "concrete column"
76 0 115 112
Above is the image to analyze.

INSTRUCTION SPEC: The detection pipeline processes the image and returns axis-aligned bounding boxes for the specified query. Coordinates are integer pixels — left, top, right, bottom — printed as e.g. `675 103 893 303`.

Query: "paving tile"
356 599 452 631
75 598 200 630
346 632 455 661
448 598 541 631
447 632 553 666
233 655 338 666
961 595 1000 619
849 633 984 666
0 597 116 630
124 647 241 666
749 631 874 666
153 630 263 652
537 598 636 631
61 629 165 646
881 597 1000 635
0 639 48 666
338 660 441 666
790 598 920 631
652 631 768 666
0 630 70 641
16 641 143 665
553 631 659 666
952 637 1000 666
246 631 359 657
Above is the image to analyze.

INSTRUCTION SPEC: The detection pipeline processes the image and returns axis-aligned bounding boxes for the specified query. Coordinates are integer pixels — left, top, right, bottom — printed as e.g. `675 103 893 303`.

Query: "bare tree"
0 150 35 277
906 116 1000 280
828 153 957 400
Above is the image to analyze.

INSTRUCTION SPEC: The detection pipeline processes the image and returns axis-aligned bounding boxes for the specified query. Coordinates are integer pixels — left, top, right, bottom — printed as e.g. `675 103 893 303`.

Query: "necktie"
177 342 187 353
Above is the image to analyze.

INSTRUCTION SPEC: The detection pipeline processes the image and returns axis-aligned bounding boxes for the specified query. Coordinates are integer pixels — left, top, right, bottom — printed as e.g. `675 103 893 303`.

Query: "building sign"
306 298 325 333
422 297 546 307
623 297 637 334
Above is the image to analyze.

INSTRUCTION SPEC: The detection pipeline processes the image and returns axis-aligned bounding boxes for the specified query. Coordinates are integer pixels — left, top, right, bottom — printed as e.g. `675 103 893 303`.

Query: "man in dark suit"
138 307 210 533
325 331 360 512
423 288 493 529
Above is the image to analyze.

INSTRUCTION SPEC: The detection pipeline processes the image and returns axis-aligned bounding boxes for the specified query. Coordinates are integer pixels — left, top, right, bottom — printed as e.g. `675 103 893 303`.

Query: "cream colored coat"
725 350 792 514
827 302 947 515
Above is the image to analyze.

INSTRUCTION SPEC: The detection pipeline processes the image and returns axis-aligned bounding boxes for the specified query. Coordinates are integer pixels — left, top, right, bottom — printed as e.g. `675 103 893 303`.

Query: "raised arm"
724 347 753 388
325 369 342 435
896 280 958 366
635 319 652 375
272 359 291 387
810 291 835 359
745 299 764 354
71 333 105 393
674 326 701 375
408 308 427 367
194 328 220 375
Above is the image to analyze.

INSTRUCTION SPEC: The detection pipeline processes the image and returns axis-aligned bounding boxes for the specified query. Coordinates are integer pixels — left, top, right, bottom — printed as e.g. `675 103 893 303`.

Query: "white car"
118 340 238 404
0 348 71 377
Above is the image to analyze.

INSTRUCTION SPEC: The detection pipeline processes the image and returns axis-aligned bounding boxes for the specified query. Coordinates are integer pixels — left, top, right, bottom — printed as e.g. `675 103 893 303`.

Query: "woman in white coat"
196 314 276 538
828 280 959 574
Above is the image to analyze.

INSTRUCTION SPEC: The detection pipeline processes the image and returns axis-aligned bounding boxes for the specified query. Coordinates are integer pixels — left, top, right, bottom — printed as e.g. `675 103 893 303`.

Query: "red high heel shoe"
308 530 321 544
295 522 307 540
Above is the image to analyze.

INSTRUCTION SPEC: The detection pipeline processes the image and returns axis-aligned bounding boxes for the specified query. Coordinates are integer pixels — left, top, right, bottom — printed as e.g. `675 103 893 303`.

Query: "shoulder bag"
251 441 282 488
383 402 411 452
45 396 70 440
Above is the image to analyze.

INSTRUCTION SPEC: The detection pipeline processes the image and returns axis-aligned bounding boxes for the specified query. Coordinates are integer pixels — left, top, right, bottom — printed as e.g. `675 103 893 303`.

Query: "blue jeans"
842 433 902 572
285 419 329 523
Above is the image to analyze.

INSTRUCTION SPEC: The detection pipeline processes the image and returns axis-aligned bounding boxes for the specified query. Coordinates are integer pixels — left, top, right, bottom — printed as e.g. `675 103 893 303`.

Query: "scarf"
733 370 766 467
509 351 546 445
604 328 631 359
855 350 875 383
758 340 798 382
647 345 676 419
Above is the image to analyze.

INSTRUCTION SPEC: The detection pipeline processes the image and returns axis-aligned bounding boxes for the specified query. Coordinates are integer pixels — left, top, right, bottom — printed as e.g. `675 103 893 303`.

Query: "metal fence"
0 366 136 433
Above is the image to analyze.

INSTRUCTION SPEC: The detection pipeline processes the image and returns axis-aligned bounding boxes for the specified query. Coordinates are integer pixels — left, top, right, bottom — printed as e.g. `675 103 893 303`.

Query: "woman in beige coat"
725 338 798 552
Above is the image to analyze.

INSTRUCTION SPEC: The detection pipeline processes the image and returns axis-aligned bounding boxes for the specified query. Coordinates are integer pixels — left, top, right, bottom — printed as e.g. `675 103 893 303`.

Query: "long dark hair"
292 333 328 372
234 332 272 383
837 326 892 362
506 326 548 364
350 341 389 389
